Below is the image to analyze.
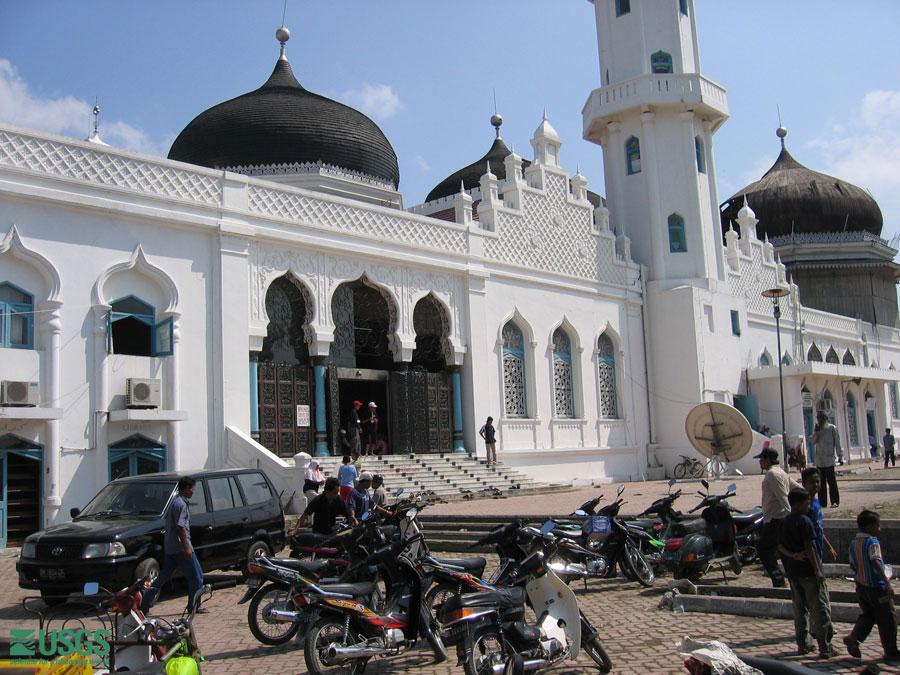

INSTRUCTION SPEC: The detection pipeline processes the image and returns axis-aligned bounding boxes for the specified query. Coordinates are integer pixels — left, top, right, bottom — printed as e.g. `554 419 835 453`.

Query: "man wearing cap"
810 411 842 507
364 402 379 457
348 472 376 526
347 400 362 456
757 442 802 588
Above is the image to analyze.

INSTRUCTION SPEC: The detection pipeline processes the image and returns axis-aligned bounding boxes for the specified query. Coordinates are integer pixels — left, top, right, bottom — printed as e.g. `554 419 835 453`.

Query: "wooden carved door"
258 362 313 457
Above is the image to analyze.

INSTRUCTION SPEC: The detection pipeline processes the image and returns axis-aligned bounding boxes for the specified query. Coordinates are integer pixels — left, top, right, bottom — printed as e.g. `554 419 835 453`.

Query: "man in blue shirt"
801 467 838 563
347 472 375 526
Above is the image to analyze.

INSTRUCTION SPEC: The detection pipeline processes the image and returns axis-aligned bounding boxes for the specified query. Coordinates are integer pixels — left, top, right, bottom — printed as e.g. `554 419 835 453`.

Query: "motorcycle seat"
671 518 706 537
291 532 334 547
274 558 334 575
432 556 487 577
627 518 660 531
731 508 763 526
441 585 527 612
315 580 376 598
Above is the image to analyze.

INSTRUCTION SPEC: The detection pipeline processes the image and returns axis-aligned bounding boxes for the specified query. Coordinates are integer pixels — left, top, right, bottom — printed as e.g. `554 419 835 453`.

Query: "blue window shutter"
153 316 174 356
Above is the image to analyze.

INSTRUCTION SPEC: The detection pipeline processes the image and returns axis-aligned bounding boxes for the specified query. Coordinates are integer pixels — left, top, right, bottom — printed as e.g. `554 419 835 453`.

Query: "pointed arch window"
843 350 856 366
825 347 840 364
651 50 673 74
552 328 575 418
109 434 166 481
625 136 641 175
668 213 687 252
847 392 859 446
807 344 822 362
109 295 172 357
502 322 527 418
0 282 34 349
615 0 630 16
680 0 688 15
597 333 619 418
782 352 792 366
890 382 900 420
759 351 771 367
695 136 706 173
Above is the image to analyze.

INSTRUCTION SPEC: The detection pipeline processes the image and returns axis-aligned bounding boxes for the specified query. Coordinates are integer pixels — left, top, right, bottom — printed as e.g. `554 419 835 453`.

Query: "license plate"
39 568 65 579
246 577 262 588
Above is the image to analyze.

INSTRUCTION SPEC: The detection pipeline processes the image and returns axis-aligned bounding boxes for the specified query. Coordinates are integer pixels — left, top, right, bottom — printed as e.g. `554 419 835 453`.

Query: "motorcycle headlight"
83 542 127 558
21 541 37 559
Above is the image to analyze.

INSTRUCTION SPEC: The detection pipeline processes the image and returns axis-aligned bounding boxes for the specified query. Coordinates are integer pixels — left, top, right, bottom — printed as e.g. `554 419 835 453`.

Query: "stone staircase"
312 453 551 501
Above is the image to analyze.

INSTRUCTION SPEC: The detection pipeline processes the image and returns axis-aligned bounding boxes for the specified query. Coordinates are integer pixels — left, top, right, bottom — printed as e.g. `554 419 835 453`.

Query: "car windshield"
78 480 176 518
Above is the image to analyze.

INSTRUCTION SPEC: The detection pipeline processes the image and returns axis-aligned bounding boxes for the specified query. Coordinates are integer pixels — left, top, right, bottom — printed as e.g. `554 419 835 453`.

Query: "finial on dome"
776 125 787 149
86 98 108 146
491 113 503 139
276 25 291 60
542 107 548 121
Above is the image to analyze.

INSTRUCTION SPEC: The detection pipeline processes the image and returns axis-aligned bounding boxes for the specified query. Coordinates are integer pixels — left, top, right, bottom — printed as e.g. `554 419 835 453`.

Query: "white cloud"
808 90 900 235
340 83 403 122
0 59 166 156
414 155 430 173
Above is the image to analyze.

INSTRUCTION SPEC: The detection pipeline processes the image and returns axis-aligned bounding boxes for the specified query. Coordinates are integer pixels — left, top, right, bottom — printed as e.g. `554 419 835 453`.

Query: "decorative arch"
781 351 792 366
0 225 61 302
330 274 400 369
259 272 314 365
92 245 178 313
825 346 840 364
551 325 575 418
501 319 528 418
807 343 822 362
842 350 856 366
667 213 687 252
759 348 772 367
412 292 451 372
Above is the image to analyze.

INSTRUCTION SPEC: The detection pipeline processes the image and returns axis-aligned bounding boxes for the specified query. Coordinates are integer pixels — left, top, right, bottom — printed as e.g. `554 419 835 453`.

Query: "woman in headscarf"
303 459 325 504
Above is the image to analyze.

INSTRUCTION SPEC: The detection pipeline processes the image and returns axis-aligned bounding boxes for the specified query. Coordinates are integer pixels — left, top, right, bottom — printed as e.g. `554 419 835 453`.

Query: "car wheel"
242 540 271 578
134 557 160 585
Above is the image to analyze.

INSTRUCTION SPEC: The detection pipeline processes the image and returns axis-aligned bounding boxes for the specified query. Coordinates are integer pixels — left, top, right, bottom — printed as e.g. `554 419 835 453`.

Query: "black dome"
426 136 527 203
721 147 882 239
168 58 399 188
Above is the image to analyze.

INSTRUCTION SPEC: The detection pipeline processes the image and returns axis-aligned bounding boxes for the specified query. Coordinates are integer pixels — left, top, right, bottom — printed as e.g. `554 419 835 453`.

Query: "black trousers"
818 465 840 506
759 518 785 586
850 584 898 656
885 447 896 468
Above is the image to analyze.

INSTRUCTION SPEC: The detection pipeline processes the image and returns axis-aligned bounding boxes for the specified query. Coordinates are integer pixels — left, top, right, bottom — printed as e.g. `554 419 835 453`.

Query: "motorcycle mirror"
727 483 737 492
668 478 677 487
617 484 625 496
540 520 556 535
573 509 587 517
360 511 371 522
394 488 404 496
701 479 709 490
83 582 99 596
407 507 418 521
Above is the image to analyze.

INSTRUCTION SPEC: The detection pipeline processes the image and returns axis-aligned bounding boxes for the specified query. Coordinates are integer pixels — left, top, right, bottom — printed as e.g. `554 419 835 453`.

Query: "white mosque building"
1 0 898 546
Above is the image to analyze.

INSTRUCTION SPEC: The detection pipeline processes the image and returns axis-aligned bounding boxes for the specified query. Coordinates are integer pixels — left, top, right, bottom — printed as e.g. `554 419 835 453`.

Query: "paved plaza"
2 460 898 674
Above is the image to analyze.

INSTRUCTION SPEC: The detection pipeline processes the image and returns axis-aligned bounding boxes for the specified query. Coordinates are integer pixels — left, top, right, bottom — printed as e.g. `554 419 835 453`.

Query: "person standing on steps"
363 402 379 457
140 476 206 615
883 428 896 468
347 400 362 456
337 454 357 503
757 444 801 588
810 411 842 507
479 416 497 467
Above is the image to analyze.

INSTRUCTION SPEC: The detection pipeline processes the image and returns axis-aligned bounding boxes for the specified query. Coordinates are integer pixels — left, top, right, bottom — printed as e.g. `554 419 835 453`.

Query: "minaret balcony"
582 73 729 142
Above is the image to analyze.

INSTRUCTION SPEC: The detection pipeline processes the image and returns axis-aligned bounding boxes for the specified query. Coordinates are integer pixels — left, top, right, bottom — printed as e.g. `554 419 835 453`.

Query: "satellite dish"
684 402 753 462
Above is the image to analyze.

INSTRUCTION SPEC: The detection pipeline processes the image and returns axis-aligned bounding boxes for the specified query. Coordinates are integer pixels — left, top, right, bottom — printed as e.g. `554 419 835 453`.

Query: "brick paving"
1 460 898 674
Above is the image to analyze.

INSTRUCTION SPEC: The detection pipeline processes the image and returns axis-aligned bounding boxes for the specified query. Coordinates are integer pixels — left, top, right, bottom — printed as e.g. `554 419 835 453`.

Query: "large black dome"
168 57 399 188
721 146 882 240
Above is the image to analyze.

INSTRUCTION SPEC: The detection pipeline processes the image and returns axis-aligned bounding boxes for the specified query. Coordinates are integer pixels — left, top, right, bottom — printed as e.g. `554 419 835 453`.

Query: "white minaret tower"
582 0 728 287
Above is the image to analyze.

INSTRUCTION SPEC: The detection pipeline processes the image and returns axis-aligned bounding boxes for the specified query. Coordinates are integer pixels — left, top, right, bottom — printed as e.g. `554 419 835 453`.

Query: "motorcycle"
302 516 447 675
663 481 743 582
551 484 655 587
439 520 612 675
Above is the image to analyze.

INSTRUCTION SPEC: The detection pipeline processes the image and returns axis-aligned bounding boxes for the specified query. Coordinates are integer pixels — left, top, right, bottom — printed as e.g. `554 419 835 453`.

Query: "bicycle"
673 454 705 479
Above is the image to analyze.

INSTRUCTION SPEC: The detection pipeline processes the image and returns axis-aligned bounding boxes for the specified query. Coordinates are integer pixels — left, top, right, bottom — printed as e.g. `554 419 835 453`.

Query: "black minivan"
17 468 285 600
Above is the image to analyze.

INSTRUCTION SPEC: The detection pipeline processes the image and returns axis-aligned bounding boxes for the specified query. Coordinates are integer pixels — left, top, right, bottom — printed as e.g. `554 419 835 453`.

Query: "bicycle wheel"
690 460 705 479
673 463 687 480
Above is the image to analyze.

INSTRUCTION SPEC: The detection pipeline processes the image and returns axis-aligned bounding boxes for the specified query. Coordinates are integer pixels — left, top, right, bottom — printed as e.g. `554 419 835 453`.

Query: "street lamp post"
763 287 791 467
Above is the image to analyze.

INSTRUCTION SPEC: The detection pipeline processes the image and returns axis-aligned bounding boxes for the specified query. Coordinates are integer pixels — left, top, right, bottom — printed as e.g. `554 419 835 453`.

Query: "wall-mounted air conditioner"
126 378 161 409
0 380 39 406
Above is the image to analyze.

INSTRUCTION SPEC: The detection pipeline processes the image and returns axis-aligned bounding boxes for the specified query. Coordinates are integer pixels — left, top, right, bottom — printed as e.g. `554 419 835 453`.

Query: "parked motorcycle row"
232 481 764 675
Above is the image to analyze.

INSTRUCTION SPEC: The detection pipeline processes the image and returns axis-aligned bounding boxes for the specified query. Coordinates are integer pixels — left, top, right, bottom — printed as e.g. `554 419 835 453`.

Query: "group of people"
756 444 898 661
346 400 383 457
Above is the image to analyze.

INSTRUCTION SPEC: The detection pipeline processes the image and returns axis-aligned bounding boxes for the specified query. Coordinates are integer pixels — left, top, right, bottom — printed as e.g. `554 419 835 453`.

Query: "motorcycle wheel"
423 581 458 620
305 616 366 675
675 565 707 583
463 626 510 675
738 533 759 565
248 583 301 645
673 463 687 480
621 544 655 587
420 611 448 663
581 634 613 673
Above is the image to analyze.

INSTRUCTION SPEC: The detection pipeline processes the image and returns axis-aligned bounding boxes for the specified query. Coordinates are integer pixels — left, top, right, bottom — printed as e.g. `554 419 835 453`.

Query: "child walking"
844 509 899 662
778 487 837 658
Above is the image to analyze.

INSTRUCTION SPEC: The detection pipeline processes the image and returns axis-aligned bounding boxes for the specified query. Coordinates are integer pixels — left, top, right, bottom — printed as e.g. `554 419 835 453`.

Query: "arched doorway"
254 274 314 457
0 434 42 547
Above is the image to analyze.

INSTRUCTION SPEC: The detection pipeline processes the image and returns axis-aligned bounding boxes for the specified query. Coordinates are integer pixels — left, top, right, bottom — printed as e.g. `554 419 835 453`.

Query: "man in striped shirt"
844 510 899 661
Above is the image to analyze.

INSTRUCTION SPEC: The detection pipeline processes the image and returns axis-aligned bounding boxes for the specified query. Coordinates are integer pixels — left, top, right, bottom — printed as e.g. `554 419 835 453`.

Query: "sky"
2 1 899 242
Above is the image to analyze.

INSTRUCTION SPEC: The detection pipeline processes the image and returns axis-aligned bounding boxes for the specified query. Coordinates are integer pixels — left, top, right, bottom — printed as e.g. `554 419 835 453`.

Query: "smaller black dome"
169 58 399 187
426 136 527 203
721 146 882 240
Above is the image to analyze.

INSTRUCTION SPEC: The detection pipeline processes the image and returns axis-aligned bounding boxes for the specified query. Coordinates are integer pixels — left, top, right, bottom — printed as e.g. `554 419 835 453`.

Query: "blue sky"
2 1 899 240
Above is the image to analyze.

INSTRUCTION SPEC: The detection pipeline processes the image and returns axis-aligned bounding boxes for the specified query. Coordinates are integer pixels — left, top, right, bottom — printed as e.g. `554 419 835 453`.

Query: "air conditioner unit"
126 377 161 409
0 380 39 406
